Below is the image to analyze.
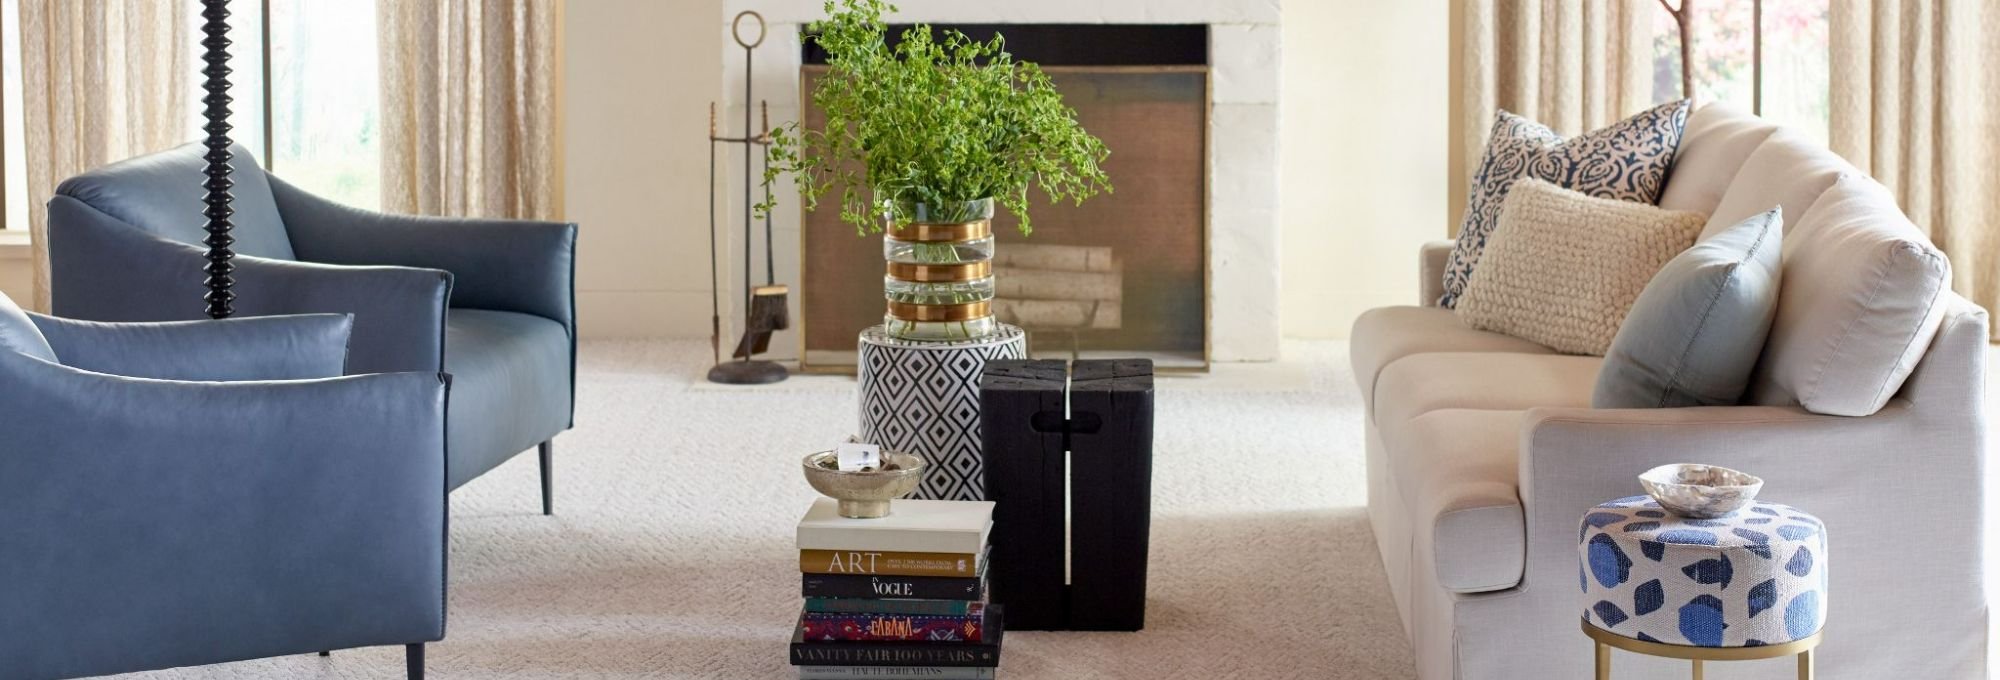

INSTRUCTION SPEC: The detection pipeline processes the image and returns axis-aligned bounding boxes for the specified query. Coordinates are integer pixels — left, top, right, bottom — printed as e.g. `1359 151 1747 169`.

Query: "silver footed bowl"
801 450 927 519
1639 463 1764 519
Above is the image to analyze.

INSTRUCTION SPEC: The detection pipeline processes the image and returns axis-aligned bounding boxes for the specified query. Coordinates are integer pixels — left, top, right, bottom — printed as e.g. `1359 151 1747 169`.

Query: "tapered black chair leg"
406 643 424 680
538 440 554 516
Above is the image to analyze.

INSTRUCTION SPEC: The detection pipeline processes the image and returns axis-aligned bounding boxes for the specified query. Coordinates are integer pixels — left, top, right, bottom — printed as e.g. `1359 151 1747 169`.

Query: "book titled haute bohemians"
790 607 1005 668
802 606 987 642
799 549 982 578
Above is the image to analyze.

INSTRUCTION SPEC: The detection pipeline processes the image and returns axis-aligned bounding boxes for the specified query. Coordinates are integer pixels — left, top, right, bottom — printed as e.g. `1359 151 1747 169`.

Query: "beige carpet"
114 340 1415 679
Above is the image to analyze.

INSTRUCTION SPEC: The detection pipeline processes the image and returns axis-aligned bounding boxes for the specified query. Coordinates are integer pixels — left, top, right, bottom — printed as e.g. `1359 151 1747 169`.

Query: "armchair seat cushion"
1349 306 1556 408
445 309 572 490
1372 352 1600 428
1380 408 1527 593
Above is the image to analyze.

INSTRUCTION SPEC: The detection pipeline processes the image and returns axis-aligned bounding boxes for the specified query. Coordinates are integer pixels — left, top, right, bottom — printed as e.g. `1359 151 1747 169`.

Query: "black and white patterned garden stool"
857 324 1026 501
1579 496 1828 679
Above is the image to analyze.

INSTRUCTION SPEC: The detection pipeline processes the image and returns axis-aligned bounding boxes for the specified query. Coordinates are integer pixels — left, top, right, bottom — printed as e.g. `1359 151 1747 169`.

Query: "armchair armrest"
47 194 452 375
271 176 576 334
0 353 447 677
29 313 354 381
1420 240 1454 307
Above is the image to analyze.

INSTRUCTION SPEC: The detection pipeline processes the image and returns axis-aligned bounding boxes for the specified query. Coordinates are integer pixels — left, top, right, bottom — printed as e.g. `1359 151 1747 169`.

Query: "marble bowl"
1639 464 1764 519
801 450 927 518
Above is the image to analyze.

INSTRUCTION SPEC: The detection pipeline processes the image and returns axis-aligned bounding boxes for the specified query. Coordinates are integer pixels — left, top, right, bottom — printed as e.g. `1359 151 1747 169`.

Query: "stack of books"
790 498 1004 680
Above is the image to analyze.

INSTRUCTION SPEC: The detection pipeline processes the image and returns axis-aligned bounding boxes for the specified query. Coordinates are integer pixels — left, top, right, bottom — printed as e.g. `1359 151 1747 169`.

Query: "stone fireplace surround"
720 0 1281 361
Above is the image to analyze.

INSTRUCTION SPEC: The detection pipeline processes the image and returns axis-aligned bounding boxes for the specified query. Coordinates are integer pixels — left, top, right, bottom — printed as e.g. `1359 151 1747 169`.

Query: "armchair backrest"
53 142 296 260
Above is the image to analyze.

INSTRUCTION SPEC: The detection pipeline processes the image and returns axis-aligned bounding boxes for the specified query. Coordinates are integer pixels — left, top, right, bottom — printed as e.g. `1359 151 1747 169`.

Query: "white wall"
1277 0 1450 339
563 0 723 337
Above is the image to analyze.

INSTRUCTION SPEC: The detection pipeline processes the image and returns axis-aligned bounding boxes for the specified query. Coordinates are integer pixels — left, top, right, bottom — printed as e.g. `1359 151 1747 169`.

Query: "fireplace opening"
796 24 1212 371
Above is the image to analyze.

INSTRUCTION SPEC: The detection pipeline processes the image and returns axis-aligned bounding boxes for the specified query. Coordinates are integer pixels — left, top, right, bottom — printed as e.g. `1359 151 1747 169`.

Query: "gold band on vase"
888 219 992 243
886 300 991 322
886 260 991 283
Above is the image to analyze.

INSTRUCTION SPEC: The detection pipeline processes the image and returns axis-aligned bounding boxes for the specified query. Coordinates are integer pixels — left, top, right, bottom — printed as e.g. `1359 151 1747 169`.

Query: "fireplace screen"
797 64 1210 372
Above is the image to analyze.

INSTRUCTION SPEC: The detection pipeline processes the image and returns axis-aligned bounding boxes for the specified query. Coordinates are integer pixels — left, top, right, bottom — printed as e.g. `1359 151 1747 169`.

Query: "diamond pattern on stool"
857 325 1027 501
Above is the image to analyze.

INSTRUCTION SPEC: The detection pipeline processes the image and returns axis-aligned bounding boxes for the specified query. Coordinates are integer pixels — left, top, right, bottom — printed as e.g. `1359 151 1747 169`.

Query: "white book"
796 498 994 555
798 667 995 680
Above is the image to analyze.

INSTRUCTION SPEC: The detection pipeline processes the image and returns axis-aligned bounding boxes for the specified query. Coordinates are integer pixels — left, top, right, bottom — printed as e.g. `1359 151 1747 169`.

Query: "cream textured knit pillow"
1455 179 1706 356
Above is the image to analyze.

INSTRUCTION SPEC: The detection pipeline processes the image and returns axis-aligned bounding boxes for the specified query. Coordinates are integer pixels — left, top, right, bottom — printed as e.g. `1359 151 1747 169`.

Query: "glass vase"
881 197 998 342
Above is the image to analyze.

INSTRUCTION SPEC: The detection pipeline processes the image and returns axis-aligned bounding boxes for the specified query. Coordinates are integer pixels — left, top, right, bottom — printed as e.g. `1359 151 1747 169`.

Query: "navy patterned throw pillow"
1440 100 1692 308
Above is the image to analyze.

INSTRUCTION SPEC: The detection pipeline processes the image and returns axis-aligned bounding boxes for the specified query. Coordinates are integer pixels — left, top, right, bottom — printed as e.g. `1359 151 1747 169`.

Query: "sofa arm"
29 313 355 381
0 353 447 677
1419 240 1454 307
271 176 576 336
1514 400 1986 649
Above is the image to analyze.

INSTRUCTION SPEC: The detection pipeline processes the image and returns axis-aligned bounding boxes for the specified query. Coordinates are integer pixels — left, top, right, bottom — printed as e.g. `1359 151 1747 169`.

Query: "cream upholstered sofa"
1353 104 1990 679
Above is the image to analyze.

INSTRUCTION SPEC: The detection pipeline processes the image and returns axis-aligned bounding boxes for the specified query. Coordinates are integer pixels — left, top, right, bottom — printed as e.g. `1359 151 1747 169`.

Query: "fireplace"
719 1 1281 364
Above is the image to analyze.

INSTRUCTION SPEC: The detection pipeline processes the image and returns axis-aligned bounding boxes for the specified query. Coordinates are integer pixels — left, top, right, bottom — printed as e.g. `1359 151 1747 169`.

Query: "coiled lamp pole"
200 0 235 319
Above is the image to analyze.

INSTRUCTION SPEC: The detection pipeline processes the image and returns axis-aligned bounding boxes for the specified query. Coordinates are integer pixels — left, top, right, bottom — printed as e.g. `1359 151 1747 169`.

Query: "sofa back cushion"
1454 179 1706 356
1747 176 1951 416
54 142 296 260
1657 103 1780 215
1699 129 1858 240
0 292 56 363
1595 207 1782 408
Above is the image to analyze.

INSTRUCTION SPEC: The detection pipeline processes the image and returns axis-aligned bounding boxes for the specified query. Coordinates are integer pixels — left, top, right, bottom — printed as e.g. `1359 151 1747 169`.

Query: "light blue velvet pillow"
1593 207 1782 408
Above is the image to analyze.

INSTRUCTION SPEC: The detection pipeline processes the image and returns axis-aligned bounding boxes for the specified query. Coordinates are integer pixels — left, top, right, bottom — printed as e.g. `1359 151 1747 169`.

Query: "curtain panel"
1453 0 1656 235
19 0 192 311
1830 0 2000 340
378 0 560 221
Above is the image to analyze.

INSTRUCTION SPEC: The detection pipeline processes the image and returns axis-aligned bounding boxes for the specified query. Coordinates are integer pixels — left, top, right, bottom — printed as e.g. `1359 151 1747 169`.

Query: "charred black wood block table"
980 358 1154 631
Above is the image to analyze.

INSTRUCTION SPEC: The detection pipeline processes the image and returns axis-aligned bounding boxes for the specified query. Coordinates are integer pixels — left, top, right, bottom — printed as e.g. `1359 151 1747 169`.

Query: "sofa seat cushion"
1381 408 1528 593
445 309 573 490
1373 352 1601 428
1350 306 1555 407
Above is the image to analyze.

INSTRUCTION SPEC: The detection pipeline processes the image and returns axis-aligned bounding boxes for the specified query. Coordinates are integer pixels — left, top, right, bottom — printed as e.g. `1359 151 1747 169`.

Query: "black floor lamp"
200 0 235 320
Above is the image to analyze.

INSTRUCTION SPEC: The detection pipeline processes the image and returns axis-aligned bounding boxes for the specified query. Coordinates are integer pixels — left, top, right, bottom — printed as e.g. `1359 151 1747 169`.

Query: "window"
266 0 380 210
1653 0 1831 144
0 0 381 231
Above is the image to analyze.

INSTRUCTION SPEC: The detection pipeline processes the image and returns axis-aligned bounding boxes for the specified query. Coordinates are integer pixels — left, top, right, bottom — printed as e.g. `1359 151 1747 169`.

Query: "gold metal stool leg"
1797 648 1814 680
1691 658 1703 680
1596 642 1610 680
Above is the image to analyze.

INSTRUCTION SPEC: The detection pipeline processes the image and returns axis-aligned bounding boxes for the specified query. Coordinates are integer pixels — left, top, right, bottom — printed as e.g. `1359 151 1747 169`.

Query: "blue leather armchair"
0 293 444 679
45 143 577 511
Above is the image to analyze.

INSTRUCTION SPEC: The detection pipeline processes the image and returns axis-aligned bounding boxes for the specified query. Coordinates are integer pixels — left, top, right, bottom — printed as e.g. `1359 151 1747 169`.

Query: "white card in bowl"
835 442 882 471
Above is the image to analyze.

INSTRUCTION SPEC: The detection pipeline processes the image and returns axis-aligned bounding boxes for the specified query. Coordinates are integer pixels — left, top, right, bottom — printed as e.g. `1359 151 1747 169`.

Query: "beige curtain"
1453 0 1656 232
19 0 192 311
1830 0 2000 340
378 0 559 220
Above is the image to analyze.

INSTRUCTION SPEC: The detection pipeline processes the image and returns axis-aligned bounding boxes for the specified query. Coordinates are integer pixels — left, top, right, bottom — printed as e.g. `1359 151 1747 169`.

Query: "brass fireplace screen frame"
795 64 1213 374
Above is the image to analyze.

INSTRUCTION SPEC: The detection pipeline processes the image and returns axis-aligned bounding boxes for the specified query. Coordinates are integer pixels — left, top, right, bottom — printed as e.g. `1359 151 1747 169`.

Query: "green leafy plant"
759 0 1111 236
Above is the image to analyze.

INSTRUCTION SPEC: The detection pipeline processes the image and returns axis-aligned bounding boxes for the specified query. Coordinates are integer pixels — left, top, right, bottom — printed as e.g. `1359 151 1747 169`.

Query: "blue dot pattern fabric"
1578 497 1827 648
1438 99 1692 308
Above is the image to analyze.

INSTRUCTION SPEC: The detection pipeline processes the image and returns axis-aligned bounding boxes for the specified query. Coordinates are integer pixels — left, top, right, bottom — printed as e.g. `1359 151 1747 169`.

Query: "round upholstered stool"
1578 496 1827 679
